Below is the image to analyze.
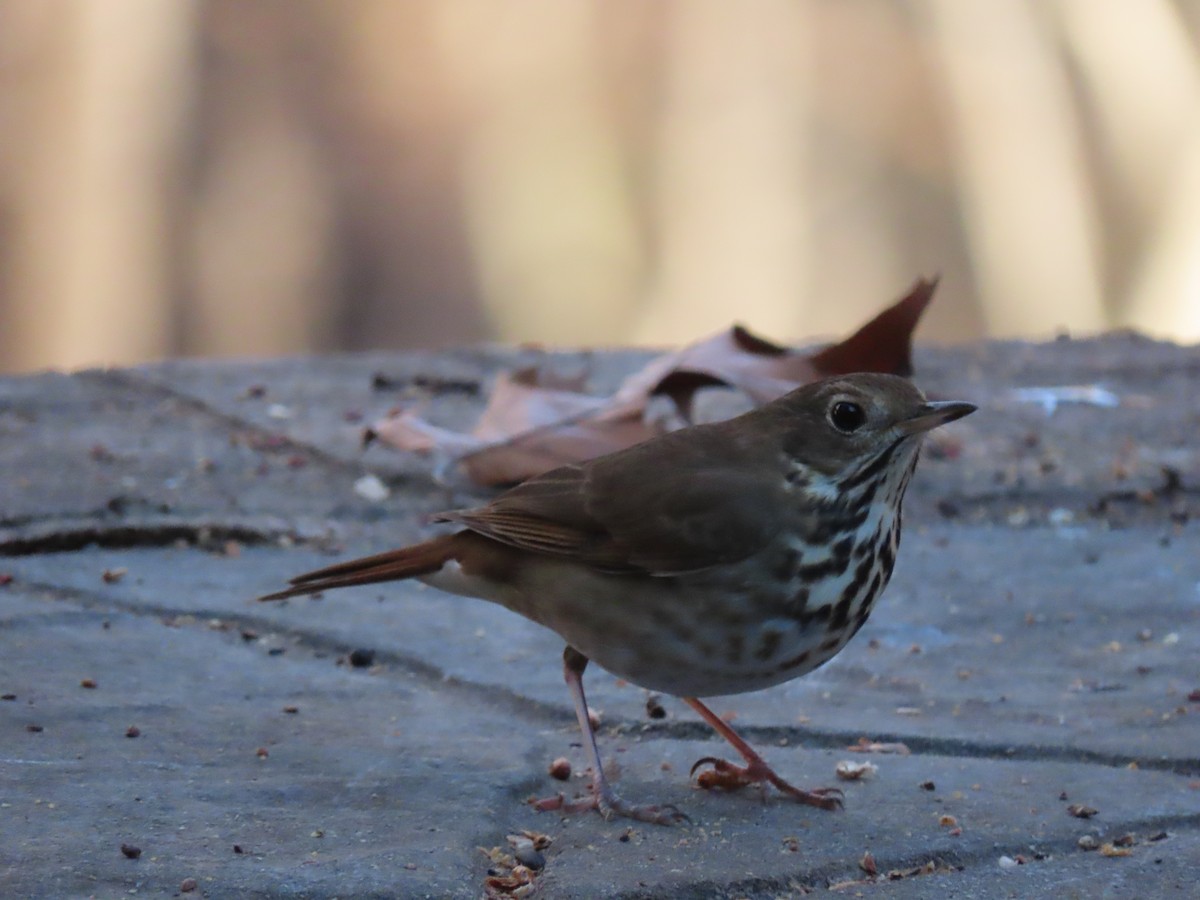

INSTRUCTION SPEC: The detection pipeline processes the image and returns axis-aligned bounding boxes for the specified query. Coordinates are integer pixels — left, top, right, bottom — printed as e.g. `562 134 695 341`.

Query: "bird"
260 372 975 824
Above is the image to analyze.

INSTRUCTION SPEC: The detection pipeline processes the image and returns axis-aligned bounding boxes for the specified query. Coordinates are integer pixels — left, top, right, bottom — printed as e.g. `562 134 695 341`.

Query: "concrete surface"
1 336 1198 898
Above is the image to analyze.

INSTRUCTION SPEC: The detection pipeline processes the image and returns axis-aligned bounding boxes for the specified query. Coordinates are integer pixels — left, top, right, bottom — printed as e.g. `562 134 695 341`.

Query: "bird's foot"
689 756 844 811
530 785 687 825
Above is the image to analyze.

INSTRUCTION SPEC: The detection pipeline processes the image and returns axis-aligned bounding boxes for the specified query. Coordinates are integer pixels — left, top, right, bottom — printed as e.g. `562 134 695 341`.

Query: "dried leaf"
860 850 878 876
809 276 934 377
372 279 937 485
368 410 483 456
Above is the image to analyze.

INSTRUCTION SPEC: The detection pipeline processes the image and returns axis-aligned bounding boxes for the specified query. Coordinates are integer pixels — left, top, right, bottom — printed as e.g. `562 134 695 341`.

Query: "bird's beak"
898 400 977 435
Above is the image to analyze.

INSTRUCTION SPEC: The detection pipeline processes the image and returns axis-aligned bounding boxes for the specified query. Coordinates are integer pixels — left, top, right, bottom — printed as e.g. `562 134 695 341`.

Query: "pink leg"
530 648 686 825
684 697 843 811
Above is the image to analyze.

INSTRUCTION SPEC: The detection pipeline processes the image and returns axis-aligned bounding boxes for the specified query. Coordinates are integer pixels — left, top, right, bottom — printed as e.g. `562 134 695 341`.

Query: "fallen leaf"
809 277 932 377
371 279 938 485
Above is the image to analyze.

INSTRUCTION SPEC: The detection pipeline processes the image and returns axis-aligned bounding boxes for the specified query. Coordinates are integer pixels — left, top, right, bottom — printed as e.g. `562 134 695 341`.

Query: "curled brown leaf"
371 278 937 486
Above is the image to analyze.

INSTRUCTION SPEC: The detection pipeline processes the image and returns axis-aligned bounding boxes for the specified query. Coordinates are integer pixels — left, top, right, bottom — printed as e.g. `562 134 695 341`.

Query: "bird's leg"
684 697 843 811
530 647 686 825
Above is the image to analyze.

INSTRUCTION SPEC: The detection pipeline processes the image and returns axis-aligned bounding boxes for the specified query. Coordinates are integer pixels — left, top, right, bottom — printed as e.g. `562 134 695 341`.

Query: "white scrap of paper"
1009 385 1120 415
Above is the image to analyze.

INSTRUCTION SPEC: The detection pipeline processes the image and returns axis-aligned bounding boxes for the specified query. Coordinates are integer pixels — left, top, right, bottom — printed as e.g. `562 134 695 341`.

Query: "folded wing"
437 421 784 576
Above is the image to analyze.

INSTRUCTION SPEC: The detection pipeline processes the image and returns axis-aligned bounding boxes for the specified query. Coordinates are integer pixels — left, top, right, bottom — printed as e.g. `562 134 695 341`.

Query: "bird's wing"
436 422 784 576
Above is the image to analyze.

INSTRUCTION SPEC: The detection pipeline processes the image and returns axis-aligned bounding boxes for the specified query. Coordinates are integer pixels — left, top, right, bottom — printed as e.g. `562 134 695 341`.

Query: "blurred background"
2 0 1199 373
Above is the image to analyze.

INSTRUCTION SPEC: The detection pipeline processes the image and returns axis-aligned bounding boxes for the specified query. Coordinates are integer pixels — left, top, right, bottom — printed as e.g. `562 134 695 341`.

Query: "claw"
689 756 724 778
689 755 844 810
529 788 688 825
551 649 689 825
683 697 844 812
690 757 758 793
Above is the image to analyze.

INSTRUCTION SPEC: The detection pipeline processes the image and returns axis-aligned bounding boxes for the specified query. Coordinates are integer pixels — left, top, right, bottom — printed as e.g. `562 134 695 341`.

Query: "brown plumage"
262 372 975 823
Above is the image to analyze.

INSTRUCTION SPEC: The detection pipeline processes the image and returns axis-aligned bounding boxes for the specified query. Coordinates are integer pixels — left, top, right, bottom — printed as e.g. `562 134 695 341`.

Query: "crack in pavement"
610 811 1200 899
80 369 378 478
0 520 311 556
10 576 1200 778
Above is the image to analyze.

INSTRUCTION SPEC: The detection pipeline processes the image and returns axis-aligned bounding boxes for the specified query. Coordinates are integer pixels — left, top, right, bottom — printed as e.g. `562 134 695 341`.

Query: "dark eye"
829 400 866 433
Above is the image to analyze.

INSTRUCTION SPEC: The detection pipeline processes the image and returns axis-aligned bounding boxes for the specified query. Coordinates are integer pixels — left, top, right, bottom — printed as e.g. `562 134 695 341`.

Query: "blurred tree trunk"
1 0 195 371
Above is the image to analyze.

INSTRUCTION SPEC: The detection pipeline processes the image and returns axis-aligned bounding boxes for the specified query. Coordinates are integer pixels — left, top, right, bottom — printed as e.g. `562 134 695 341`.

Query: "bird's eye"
829 400 866 433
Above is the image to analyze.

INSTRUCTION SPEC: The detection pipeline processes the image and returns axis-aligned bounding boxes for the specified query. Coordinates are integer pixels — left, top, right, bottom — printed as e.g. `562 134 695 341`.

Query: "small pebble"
348 648 375 668
514 847 546 871
353 474 390 502
835 760 877 781
644 694 666 719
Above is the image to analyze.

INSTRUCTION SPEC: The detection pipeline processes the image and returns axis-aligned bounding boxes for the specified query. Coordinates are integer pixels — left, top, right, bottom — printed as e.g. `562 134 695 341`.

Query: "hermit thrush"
261 373 975 823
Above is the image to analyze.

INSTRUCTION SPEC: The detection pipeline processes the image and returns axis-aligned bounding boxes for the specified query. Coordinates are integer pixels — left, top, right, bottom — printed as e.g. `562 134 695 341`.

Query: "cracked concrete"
2 336 1198 898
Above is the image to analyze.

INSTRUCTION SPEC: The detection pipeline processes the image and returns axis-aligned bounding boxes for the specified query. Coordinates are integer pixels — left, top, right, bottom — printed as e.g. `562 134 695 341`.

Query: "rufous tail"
258 535 457 601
